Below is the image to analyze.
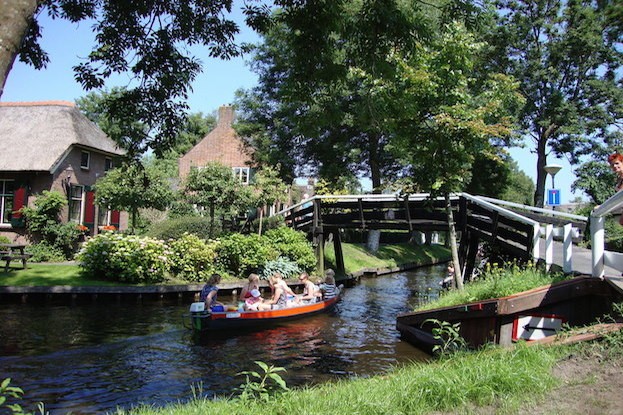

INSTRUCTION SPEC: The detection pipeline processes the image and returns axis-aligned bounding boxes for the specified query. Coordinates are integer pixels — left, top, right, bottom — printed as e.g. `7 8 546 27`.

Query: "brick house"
0 101 127 243
178 105 255 182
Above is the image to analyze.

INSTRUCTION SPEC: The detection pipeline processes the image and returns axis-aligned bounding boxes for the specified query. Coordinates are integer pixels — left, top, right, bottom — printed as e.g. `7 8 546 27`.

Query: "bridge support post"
333 231 346 276
591 215 605 278
563 223 573 273
315 232 325 277
545 224 553 271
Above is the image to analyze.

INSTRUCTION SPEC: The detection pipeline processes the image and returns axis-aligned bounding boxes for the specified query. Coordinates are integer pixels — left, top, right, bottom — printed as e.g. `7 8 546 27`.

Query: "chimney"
217 105 235 127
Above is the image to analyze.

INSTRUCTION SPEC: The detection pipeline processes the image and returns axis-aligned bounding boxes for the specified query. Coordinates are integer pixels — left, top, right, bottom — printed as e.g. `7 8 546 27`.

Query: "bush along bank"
77 226 316 284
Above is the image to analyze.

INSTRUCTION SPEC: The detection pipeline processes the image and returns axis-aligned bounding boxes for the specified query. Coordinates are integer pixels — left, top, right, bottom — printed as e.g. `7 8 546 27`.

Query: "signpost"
544 164 563 208
547 189 560 206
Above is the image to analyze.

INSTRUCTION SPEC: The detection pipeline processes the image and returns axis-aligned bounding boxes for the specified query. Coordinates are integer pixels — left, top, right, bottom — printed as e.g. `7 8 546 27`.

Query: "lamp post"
544 164 562 208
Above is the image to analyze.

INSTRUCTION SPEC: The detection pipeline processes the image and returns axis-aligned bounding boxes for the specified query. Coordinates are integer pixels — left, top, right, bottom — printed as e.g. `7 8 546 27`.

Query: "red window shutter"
111 210 120 227
11 186 27 217
84 190 95 227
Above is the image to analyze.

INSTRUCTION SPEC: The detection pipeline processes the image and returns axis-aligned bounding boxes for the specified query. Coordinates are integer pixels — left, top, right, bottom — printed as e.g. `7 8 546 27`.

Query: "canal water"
0 265 446 414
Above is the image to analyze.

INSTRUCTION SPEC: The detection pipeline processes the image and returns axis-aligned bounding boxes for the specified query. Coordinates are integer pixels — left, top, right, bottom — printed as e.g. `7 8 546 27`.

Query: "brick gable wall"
179 106 254 179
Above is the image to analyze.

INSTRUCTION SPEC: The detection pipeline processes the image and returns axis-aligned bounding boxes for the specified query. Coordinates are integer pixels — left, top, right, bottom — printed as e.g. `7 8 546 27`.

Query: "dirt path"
526 354 623 415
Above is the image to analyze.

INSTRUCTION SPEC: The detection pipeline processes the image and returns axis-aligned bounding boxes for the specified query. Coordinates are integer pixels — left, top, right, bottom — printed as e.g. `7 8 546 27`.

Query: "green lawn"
0 263 119 286
325 242 451 275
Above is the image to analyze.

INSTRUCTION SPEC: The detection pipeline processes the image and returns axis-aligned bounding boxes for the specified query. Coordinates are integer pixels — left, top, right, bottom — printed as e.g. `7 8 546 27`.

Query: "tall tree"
235 1 438 190
378 22 522 288
252 165 288 235
182 161 252 237
486 0 623 207
94 163 174 233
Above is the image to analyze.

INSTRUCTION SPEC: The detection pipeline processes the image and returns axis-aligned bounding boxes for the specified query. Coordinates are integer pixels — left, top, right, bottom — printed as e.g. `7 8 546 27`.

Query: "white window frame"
104 157 113 171
69 185 85 224
233 167 250 185
98 207 111 226
0 179 14 225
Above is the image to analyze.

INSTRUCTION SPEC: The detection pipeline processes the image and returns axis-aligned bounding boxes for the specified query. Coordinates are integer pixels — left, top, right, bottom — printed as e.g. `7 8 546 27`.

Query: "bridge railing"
477 196 588 273
591 190 623 278
276 192 597 274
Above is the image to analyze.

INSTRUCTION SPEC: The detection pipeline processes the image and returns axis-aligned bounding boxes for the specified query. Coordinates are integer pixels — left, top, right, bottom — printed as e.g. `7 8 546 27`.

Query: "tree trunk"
131 208 137 234
533 131 548 208
0 0 38 97
445 193 463 290
365 134 383 253
258 208 264 236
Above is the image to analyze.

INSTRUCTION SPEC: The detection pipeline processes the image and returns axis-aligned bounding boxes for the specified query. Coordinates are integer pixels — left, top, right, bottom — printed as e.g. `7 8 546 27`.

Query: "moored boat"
184 291 341 332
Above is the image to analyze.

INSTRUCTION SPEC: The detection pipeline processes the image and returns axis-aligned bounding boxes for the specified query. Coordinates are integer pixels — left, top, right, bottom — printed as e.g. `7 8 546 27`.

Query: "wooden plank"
525 323 623 346
497 278 612 314
605 276 623 295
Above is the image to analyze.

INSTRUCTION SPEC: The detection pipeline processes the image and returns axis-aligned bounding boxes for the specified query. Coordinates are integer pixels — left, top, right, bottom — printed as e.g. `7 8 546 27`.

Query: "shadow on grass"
0 263 119 286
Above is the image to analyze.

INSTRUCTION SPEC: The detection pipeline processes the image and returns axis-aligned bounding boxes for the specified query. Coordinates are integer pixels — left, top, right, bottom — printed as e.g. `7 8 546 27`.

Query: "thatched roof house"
0 101 123 172
0 101 127 241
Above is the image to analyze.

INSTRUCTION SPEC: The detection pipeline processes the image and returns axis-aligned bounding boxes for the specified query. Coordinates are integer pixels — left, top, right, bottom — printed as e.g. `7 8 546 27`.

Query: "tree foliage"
1 0 268 158
486 0 623 207
94 163 174 232
573 159 616 205
182 161 253 236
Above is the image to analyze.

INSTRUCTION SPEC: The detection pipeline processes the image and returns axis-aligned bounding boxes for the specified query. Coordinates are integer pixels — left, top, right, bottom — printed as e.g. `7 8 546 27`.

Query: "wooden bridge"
277 193 593 279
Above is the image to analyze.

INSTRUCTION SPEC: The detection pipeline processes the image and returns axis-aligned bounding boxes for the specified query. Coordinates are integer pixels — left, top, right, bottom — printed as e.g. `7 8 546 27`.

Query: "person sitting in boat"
240 273 260 300
319 269 338 300
244 289 263 311
297 272 321 303
259 273 297 310
200 273 224 310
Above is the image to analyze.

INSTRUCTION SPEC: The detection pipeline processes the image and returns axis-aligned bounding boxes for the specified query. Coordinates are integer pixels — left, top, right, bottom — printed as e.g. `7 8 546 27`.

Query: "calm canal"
0 265 445 414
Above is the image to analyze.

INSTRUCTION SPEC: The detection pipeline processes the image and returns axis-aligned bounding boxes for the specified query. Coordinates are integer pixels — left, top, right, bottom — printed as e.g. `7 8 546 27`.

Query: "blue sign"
547 189 561 206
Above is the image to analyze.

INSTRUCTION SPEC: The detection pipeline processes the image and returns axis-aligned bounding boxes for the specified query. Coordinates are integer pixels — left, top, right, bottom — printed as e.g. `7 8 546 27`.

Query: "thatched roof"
0 101 125 172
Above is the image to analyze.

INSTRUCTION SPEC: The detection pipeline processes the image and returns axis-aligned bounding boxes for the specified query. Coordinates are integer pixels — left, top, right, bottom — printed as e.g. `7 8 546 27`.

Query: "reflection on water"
0 265 445 414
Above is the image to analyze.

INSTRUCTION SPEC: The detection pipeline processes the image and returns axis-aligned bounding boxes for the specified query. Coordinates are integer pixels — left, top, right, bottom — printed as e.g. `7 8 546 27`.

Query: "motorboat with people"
184 288 342 332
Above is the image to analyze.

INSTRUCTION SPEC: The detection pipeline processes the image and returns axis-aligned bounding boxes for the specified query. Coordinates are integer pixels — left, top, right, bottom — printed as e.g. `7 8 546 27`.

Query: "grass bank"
416 262 571 311
325 242 451 275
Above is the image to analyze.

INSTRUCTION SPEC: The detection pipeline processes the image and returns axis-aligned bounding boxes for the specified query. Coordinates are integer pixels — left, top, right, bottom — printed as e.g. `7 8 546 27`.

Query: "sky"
1 9 584 204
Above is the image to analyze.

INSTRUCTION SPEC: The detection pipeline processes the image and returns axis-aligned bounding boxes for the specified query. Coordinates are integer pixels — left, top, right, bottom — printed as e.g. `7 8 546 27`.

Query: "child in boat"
200 273 224 310
298 272 321 303
244 289 262 311
319 269 338 300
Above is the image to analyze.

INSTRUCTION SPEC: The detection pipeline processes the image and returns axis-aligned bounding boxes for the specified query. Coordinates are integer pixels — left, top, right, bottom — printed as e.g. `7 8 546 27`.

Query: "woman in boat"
259 273 295 310
239 273 260 300
200 273 224 310
298 272 321 303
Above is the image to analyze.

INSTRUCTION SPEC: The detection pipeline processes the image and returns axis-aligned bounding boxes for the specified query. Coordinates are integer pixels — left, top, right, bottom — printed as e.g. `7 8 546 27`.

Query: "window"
104 158 113 171
0 180 14 224
233 167 250 184
98 207 111 226
68 185 84 223
80 151 90 169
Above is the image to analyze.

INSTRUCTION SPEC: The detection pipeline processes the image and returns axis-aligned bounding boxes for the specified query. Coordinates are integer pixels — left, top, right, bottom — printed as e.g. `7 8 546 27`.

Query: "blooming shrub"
77 232 170 283
264 226 316 271
168 233 219 282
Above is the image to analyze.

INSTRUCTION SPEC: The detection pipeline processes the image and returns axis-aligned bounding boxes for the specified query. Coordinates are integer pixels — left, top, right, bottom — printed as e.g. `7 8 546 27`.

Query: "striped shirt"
320 283 338 299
